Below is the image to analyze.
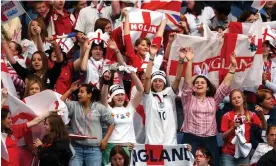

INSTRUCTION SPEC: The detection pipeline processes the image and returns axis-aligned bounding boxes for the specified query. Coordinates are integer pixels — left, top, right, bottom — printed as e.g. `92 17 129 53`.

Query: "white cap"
151 70 166 84
108 84 125 102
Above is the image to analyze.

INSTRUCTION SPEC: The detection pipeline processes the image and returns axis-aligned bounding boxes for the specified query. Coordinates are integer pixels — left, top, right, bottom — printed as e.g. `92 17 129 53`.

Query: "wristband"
103 80 110 85
178 59 184 64
149 57 154 61
228 71 235 74
114 49 120 54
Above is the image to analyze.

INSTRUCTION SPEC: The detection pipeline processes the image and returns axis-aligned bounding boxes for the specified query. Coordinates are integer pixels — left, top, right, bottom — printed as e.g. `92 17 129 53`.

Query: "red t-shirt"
123 34 162 72
105 27 125 62
1 123 29 166
221 111 261 156
55 62 73 95
51 9 75 36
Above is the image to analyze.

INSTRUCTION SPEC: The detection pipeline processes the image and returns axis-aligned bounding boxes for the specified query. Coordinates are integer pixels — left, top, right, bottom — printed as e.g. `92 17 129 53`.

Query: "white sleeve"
143 92 153 113
265 80 276 93
75 9 85 33
130 86 137 100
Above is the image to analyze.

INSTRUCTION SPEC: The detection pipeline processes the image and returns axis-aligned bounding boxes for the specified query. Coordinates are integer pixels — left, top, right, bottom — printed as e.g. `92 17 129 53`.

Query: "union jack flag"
141 0 181 30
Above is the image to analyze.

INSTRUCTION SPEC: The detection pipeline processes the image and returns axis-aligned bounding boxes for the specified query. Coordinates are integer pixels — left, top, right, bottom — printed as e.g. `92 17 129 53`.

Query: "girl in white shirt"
143 44 186 145
101 66 144 165
184 1 214 36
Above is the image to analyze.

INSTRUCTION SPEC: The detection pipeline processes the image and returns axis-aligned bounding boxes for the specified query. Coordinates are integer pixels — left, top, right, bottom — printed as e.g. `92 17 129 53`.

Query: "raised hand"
34 26 41 36
179 47 187 60
255 105 264 115
70 80 81 92
168 32 176 43
84 40 92 50
184 47 194 61
149 44 158 56
230 52 237 68
103 71 111 81
77 32 87 45
33 138 43 148
2 88 8 99
107 39 118 50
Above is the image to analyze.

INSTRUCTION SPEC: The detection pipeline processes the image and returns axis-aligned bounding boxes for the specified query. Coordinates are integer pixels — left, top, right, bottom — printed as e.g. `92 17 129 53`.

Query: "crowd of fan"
1 1 276 166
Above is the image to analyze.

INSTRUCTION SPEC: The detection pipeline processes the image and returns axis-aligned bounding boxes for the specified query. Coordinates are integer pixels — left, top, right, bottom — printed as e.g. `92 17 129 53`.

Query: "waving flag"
141 0 181 30
251 0 266 10
167 21 263 90
1 58 17 97
125 7 165 44
130 144 194 166
1 1 26 23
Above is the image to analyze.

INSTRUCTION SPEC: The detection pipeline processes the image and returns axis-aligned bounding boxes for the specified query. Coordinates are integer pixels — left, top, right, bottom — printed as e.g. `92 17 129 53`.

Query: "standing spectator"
220 89 267 166
33 114 72 166
181 50 237 166
1 88 57 166
256 89 276 142
101 64 144 165
211 3 237 30
142 45 186 145
184 1 214 36
48 0 76 36
194 147 213 166
74 0 120 34
72 0 88 21
260 1 276 22
61 81 115 166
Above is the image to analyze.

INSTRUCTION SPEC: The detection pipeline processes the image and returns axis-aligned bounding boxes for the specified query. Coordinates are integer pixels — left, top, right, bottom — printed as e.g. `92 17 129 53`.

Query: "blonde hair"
230 89 251 123
24 75 43 98
27 18 48 42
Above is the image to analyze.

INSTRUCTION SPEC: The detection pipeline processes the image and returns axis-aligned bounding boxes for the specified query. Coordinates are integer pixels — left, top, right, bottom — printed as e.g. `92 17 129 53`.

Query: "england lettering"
130 23 158 34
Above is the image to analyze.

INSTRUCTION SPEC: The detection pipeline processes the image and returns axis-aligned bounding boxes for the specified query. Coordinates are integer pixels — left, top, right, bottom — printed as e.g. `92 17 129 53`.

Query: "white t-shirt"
85 57 104 89
21 39 51 59
185 7 215 36
143 87 177 145
75 5 113 34
108 104 136 143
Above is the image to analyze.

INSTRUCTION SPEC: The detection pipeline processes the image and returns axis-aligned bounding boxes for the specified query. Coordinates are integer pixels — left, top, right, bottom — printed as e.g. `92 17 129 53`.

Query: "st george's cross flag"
167 20 263 89
1 90 70 161
130 144 194 166
124 7 165 44
141 0 181 30
251 0 267 10
1 58 17 97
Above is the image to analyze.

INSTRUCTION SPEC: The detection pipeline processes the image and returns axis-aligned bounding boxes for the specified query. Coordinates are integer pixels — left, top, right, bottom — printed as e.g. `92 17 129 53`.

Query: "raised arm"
130 71 144 108
223 52 237 87
107 39 125 65
155 17 167 37
80 41 91 72
1 88 8 109
111 0 121 18
1 39 16 64
100 71 111 107
255 105 268 130
184 47 194 86
164 32 176 62
144 44 158 94
123 9 130 35
26 110 57 128
33 25 44 52
73 33 87 71
61 80 81 102
172 48 186 92
46 36 64 63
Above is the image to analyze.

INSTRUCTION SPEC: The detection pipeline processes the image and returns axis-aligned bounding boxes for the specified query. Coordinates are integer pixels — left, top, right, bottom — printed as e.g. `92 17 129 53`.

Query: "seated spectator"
108 145 130 166
251 125 276 165
238 10 258 23
256 89 276 142
220 89 267 166
181 51 237 166
211 3 237 30
34 114 72 166
184 1 214 36
194 147 213 166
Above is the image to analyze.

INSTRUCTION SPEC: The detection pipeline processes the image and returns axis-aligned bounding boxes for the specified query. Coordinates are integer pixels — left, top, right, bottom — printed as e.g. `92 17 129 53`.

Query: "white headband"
151 70 166 84
108 85 125 102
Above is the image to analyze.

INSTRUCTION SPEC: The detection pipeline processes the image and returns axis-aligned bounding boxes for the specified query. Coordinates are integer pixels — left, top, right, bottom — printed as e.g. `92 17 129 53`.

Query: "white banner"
130 144 194 166
1 1 25 23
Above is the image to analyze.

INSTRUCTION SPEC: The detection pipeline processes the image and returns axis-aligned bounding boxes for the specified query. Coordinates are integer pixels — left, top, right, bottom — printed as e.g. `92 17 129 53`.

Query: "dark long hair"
196 147 213 166
42 114 69 145
185 1 204 16
81 84 101 102
30 51 49 83
192 76 216 97
1 108 12 135
110 145 130 166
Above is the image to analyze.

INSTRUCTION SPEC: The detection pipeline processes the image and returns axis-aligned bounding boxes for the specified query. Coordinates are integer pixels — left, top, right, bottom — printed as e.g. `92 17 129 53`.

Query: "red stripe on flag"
260 0 266 6
218 33 238 83
136 105 146 125
1 12 8 22
141 12 151 38
1 62 9 73
228 22 243 34
141 1 181 11
145 144 164 165
256 38 263 54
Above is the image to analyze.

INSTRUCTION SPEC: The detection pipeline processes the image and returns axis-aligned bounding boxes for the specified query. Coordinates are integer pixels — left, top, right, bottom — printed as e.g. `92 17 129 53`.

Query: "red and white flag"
124 7 165 44
1 1 26 23
141 0 181 30
167 21 263 89
130 144 194 166
251 0 266 10
1 58 17 97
